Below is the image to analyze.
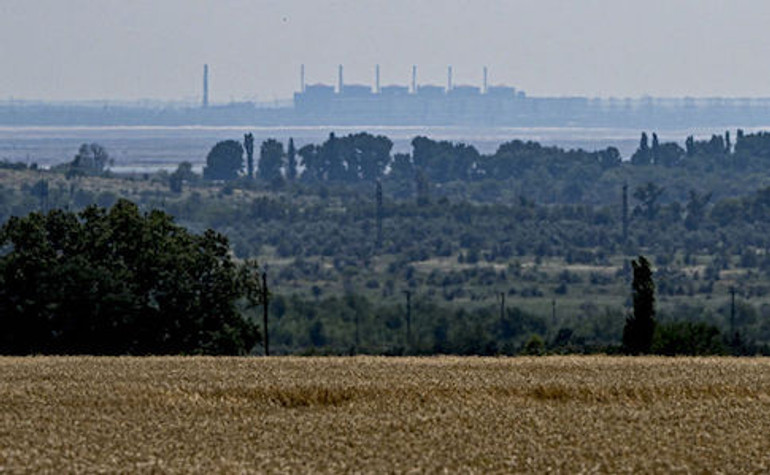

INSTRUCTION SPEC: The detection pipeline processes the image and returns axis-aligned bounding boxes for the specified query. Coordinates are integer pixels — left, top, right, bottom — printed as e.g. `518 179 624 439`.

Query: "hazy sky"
3 0 770 102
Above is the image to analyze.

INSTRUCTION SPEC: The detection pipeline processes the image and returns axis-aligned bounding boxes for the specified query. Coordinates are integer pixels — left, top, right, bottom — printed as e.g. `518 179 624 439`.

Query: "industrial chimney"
300 64 305 93
202 64 209 108
447 65 453 93
338 64 344 94
412 65 417 94
375 64 380 94
483 66 488 94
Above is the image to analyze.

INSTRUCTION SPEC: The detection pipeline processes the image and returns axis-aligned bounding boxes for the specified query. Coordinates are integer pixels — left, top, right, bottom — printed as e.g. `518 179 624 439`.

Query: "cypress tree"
623 255 656 354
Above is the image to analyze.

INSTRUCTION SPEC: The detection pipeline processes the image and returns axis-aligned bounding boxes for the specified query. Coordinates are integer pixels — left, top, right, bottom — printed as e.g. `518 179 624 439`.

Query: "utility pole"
730 286 736 341
202 64 209 108
375 180 383 250
354 310 360 353
499 292 505 326
404 290 412 350
622 182 629 245
552 299 557 327
263 272 269 356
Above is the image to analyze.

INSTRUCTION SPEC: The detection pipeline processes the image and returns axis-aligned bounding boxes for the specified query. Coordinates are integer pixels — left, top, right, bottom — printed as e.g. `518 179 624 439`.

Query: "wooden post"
552 299 557 327
263 272 269 356
376 180 383 250
500 292 505 326
404 290 412 350
730 286 736 341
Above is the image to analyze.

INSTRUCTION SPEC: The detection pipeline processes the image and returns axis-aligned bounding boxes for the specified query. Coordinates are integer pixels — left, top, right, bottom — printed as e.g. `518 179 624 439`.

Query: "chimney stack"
375 64 380 94
447 65 453 93
483 66 488 94
202 64 209 108
412 65 417 94
338 64 344 94
300 64 305 93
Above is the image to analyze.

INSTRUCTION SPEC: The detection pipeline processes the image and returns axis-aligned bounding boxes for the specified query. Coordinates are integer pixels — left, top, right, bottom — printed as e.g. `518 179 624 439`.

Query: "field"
2 357 770 472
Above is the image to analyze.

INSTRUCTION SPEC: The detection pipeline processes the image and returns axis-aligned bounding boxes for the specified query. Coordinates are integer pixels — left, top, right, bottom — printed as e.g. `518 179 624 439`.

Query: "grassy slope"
1 356 769 472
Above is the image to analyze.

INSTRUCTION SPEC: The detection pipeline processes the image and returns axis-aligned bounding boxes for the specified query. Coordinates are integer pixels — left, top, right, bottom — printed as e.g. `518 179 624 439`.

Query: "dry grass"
2 356 770 473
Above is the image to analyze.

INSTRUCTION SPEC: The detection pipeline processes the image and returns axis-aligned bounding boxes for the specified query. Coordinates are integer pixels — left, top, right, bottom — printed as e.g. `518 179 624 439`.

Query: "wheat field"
1 356 769 473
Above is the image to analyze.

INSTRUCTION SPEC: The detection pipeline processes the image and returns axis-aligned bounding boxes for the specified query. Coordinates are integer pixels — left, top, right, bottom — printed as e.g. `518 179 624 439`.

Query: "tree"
623 256 656 354
258 139 284 183
68 143 112 176
168 161 197 193
630 132 652 165
684 190 712 231
633 182 665 220
298 144 321 182
244 133 255 180
390 153 414 181
286 137 298 181
416 169 430 206
0 200 260 355
203 140 244 180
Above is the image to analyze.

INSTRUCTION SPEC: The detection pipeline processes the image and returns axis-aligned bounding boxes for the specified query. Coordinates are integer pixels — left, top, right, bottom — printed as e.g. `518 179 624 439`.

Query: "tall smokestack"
338 64 344 94
202 64 209 108
375 64 380 94
412 65 417 94
300 64 305 93
483 66 488 94
447 65 453 93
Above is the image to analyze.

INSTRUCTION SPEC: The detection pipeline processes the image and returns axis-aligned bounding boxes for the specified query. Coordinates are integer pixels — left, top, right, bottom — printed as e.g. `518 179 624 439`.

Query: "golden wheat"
1 356 769 473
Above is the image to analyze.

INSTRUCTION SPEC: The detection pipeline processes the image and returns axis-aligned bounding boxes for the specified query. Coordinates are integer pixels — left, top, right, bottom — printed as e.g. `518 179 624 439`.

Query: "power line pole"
376 180 383 250
730 286 736 340
354 308 360 353
622 182 629 245
499 292 505 326
552 299 557 327
263 272 269 356
404 290 412 350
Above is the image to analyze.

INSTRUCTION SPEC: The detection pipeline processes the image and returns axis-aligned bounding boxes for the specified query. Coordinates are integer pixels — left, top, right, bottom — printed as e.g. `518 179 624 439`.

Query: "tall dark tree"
623 255 656 354
286 137 298 181
203 140 244 180
259 139 284 183
685 135 695 157
630 132 652 165
244 133 255 180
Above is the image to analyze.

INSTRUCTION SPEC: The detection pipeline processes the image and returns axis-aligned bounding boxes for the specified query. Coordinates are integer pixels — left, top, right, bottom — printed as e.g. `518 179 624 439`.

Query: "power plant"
3 63 770 128
293 64 530 125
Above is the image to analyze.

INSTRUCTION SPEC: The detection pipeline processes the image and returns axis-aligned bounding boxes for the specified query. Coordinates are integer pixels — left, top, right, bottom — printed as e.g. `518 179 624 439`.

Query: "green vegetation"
0 200 260 355
5 129 770 355
202 139 244 180
624 256 656 354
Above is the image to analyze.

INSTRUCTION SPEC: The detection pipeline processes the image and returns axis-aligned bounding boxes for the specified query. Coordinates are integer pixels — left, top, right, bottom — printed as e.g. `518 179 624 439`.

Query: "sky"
3 0 770 103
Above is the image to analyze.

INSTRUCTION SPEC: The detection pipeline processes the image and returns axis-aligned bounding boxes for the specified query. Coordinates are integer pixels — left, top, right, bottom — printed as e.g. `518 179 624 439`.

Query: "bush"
652 322 725 356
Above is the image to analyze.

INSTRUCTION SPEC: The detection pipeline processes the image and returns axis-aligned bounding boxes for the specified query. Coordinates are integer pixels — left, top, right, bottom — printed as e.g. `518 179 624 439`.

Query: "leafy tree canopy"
0 199 260 355
203 140 244 181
